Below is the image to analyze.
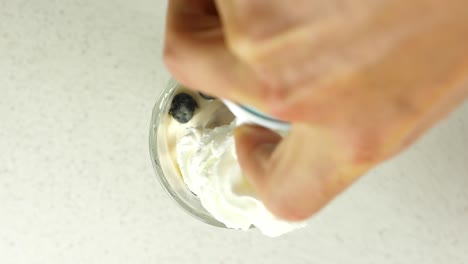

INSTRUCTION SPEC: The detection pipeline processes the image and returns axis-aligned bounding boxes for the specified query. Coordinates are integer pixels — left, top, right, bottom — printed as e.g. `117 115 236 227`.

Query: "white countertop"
0 1 467 263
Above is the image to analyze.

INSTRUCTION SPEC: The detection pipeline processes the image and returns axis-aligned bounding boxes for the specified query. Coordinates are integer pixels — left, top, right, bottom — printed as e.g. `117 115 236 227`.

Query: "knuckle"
162 41 187 84
225 33 259 61
163 44 177 70
350 129 387 165
266 198 312 221
162 32 183 69
262 184 323 221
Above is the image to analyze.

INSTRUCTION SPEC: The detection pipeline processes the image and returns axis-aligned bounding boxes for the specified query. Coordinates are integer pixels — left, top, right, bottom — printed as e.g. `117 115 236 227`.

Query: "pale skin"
164 0 468 221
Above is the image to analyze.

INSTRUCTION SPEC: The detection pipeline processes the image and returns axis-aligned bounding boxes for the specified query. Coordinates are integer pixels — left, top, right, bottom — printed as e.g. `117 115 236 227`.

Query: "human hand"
164 0 468 220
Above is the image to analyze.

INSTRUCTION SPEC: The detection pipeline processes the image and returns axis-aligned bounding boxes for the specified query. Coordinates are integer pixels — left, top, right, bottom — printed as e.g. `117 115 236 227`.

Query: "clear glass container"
149 79 226 228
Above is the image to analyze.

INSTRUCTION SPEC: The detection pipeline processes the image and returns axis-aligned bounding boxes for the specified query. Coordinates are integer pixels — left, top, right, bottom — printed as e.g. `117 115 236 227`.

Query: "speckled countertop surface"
0 1 467 263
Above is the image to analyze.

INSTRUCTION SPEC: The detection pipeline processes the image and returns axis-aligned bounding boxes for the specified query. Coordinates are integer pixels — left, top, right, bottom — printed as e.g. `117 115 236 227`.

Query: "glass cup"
149 79 226 228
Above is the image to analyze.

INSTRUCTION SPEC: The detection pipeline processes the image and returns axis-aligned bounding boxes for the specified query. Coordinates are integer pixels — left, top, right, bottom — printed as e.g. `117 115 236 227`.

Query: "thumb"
235 124 368 221
234 125 282 188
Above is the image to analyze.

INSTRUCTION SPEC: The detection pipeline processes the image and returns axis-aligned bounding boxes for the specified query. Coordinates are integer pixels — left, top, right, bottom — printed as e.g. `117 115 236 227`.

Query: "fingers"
167 0 468 223
270 10 468 129
214 0 317 53
235 124 369 221
164 0 267 108
215 0 468 119
214 0 402 113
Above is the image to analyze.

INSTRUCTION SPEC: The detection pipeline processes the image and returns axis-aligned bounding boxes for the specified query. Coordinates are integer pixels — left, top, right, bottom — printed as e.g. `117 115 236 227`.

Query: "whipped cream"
176 121 305 237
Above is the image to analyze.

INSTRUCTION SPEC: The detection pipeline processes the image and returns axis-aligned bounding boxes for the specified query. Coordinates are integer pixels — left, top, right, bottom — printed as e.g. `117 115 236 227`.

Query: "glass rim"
148 79 227 228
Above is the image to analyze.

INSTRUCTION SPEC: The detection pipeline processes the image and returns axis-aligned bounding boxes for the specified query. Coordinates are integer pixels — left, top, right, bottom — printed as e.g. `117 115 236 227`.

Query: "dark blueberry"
169 93 198 124
198 92 216 100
